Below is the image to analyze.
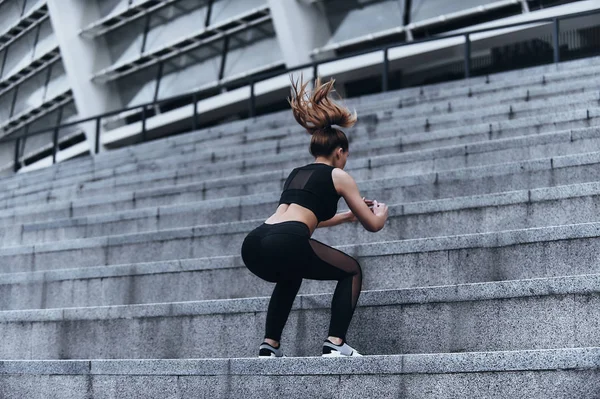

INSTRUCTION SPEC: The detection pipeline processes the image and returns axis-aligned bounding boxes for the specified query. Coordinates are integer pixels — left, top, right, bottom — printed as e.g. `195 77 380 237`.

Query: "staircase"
2 56 600 397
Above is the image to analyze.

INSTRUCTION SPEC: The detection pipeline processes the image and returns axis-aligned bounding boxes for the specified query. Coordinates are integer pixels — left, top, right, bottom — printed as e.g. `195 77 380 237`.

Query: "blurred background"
0 0 598 175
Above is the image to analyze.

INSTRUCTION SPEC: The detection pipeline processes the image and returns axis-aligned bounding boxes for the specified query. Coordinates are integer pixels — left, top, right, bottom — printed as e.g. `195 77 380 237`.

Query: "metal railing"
2 6 600 173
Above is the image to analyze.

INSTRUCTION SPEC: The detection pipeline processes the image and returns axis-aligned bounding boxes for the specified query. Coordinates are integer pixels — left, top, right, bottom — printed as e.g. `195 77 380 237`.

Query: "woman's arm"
317 197 374 228
332 168 388 232
317 211 353 228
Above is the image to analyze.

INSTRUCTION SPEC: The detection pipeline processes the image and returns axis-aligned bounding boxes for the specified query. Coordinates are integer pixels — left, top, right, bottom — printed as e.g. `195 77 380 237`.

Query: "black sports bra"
278 163 341 222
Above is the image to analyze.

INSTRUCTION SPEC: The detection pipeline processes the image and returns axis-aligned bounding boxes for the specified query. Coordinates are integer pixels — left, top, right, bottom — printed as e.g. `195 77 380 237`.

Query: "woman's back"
278 163 340 222
264 164 336 234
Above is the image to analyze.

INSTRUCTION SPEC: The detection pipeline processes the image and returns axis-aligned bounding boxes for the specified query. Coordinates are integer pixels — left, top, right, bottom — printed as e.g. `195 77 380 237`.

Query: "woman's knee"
339 257 361 281
351 257 362 278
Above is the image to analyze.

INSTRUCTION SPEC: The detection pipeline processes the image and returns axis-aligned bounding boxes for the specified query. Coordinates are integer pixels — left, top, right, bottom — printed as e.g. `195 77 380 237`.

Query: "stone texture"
2 55 600 397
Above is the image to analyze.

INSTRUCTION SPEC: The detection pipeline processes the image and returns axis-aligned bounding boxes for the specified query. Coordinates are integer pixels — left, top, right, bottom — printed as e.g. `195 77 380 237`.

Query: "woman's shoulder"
331 167 354 190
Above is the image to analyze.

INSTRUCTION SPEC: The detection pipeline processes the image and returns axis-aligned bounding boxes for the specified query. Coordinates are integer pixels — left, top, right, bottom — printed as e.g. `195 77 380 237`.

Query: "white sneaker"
258 342 285 358
322 339 363 357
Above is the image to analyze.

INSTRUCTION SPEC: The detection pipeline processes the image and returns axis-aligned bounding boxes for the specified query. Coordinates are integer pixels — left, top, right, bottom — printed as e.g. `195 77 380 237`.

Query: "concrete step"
4 105 600 211
2 125 600 228
5 181 600 273
7 193 600 310
3 135 600 245
7 86 596 200
98 86 600 174
76 91 600 174
19 78 600 190
51 125 600 205
0 272 598 359
1 347 598 398
10 173 600 249
5 58 600 192
1 347 599 398
84 73 599 176
350 56 600 106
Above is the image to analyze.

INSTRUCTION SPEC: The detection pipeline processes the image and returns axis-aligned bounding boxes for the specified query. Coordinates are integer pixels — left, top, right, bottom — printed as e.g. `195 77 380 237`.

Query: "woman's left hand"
343 210 357 222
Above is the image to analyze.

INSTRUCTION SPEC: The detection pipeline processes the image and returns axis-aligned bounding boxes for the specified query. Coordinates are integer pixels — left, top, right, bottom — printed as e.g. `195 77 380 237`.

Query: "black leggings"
241 221 362 342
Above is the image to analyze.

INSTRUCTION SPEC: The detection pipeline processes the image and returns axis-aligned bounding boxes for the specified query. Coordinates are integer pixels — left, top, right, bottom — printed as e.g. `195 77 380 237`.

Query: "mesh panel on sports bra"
287 169 314 190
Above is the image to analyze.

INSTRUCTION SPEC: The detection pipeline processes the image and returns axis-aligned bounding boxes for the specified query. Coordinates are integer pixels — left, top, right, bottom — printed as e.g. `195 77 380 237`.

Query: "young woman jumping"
241 76 389 358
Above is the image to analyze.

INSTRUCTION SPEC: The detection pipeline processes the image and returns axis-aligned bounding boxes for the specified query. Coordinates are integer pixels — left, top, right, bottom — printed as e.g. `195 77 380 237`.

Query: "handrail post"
95 117 101 154
52 127 59 164
249 81 256 118
313 63 318 80
464 33 471 78
141 106 147 142
382 48 389 92
192 92 198 131
553 18 560 64
13 137 20 173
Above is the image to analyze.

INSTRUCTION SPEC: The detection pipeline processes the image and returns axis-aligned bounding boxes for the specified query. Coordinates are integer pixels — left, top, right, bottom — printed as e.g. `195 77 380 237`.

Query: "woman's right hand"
371 200 389 220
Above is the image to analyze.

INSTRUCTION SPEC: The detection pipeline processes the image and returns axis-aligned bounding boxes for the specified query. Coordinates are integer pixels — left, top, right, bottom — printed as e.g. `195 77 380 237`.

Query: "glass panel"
2 27 36 78
44 60 69 101
157 43 222 99
528 0 581 11
15 102 78 164
0 48 7 79
21 0 43 16
33 19 58 59
144 0 209 53
0 88 15 123
13 67 46 116
0 130 17 171
95 0 128 19
223 23 282 79
470 24 554 78
21 114 56 161
117 64 159 107
210 0 267 26
411 0 501 23
0 1 22 34
56 102 87 152
104 18 146 66
326 0 404 45
558 13 600 62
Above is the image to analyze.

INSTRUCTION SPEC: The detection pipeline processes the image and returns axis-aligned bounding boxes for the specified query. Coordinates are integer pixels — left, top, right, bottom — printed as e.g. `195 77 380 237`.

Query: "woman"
241 76 389 358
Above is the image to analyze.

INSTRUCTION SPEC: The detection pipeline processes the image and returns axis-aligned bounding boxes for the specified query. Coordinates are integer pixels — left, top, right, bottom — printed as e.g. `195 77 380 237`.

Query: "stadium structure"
0 0 600 397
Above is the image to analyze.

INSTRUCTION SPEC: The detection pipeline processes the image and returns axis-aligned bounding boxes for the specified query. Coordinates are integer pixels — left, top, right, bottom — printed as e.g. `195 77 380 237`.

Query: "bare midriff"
264 204 318 235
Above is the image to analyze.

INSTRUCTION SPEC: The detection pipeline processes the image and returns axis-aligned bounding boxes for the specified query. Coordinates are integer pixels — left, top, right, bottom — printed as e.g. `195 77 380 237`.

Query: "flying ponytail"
288 75 357 157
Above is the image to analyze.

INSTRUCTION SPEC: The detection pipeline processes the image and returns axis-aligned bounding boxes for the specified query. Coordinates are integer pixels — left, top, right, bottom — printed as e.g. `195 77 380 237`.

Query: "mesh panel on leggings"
309 239 362 309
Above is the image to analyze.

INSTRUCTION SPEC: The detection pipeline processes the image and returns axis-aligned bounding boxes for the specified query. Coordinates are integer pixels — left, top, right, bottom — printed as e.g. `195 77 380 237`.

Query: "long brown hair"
288 75 357 157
